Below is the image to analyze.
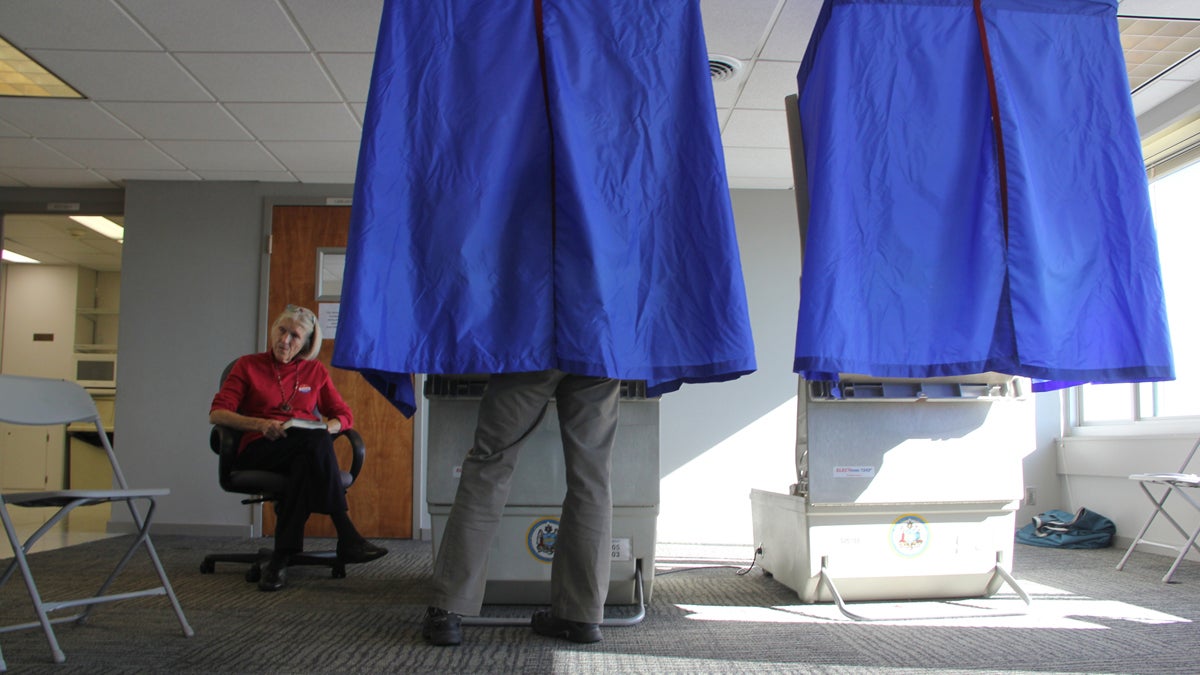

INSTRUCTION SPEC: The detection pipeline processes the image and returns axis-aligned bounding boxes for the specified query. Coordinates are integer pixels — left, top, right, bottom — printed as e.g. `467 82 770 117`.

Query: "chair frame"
199 423 365 581
0 374 193 669
1116 435 1200 583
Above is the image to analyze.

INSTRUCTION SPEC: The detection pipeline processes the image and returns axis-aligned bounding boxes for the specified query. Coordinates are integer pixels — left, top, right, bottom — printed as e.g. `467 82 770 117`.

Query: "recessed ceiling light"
2 249 41 264
0 34 83 98
69 215 124 241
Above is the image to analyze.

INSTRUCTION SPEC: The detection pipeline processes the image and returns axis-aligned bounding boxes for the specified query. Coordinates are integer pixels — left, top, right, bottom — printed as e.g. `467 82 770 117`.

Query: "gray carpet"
0 534 1198 674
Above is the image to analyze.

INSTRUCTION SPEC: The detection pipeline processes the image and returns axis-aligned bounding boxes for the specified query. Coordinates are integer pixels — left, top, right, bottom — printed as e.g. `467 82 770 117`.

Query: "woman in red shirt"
210 305 386 591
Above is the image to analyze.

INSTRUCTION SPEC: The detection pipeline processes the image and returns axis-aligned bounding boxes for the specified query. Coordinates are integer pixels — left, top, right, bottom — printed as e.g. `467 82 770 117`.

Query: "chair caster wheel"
246 566 262 583
332 565 346 579
200 560 215 574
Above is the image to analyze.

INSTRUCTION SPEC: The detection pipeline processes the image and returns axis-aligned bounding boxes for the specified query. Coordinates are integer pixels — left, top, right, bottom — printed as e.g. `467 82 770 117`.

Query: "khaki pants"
430 370 621 623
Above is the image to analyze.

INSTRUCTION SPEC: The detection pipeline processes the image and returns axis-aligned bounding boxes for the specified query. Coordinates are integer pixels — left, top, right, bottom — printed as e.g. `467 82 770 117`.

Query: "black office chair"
199 362 365 582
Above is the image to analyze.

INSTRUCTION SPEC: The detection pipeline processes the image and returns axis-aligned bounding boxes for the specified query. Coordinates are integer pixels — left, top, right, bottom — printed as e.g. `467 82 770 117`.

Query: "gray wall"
113 180 351 534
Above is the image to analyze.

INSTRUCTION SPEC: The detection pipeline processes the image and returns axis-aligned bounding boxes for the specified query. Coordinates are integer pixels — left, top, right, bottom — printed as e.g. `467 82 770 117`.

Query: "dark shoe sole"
338 544 389 565
422 609 462 646
257 570 285 592
531 609 601 644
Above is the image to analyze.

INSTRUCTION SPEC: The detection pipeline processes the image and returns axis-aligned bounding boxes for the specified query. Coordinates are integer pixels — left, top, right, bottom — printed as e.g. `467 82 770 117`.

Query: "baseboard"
107 521 255 538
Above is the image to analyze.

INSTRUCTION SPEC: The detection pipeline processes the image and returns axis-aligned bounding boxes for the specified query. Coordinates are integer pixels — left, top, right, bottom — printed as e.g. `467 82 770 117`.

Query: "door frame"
261 196 428 541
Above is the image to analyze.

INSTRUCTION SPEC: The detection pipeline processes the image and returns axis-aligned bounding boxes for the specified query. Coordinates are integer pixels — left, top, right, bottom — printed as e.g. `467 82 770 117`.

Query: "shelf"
74 344 118 353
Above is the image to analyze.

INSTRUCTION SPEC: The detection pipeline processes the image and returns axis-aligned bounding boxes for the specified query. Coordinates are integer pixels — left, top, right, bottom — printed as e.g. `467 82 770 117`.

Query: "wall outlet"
1024 486 1036 506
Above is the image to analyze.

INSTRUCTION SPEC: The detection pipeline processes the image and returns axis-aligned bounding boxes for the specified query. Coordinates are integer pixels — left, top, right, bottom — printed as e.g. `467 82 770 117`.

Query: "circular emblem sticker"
527 517 559 564
890 514 929 557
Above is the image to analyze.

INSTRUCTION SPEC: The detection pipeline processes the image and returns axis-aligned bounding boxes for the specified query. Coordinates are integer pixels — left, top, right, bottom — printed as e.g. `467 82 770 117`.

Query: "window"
1075 158 1200 425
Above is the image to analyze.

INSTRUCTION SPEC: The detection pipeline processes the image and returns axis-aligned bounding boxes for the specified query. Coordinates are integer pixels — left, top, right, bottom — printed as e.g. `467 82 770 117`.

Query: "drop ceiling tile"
177 53 341 102
292 171 359 184
0 172 23 187
263 141 359 172
0 118 25 138
700 0 783 60
225 103 361 141
94 169 201 184
120 0 308 52
154 140 287 171
760 0 823 61
723 146 793 181
97 102 252 141
0 1 159 51
728 175 793 189
193 169 297 182
0 100 138 139
0 138 80 168
735 60 801 110
25 50 215 102
285 0 385 52
41 139 184 171
0 167 116 188
722 109 789 148
712 76 747 109
321 53 376 102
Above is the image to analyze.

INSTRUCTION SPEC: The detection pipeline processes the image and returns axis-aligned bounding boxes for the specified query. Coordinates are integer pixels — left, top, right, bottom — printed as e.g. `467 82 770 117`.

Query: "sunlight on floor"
675 579 1190 629
0 504 119 557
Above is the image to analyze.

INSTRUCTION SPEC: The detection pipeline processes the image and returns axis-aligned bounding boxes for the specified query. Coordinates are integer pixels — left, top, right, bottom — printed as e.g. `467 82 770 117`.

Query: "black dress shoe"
258 562 287 592
531 609 602 643
337 539 388 564
422 606 462 646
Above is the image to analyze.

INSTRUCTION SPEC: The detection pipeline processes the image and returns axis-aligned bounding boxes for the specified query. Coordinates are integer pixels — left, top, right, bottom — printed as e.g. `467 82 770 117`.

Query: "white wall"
657 189 801 546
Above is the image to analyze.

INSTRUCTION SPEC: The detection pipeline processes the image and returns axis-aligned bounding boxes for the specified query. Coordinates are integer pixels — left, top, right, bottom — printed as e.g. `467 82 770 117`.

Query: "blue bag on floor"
1016 508 1115 549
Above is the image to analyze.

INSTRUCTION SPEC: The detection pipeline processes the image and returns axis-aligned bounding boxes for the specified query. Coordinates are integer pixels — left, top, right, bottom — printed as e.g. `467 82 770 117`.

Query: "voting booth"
425 376 659 606
751 374 1033 614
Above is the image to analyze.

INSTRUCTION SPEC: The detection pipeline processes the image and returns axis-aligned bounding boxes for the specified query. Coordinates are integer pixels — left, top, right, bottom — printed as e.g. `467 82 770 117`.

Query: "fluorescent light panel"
2 250 40 264
0 35 82 98
69 215 124 241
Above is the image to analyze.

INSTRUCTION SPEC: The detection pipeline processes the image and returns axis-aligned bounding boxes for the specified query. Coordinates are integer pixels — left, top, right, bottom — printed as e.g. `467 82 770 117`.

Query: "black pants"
235 428 347 553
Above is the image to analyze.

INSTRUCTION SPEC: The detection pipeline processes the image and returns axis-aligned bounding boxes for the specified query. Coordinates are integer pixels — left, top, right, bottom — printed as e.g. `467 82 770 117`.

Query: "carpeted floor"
0 535 1197 674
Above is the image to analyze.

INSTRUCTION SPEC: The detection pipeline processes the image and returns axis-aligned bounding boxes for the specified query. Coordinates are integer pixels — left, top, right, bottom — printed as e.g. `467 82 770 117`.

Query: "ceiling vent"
708 55 743 81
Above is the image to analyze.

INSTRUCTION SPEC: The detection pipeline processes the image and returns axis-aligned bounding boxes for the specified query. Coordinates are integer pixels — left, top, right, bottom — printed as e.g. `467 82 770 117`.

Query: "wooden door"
267 205 413 539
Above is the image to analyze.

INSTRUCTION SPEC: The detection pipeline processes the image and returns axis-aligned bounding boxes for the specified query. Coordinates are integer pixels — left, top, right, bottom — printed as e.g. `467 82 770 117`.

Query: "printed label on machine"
832 465 875 478
890 514 930 557
527 517 559 563
610 537 631 561
526 518 632 563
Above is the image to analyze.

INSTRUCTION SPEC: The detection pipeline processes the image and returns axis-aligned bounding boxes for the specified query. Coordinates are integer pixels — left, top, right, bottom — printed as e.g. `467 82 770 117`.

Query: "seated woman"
209 304 386 591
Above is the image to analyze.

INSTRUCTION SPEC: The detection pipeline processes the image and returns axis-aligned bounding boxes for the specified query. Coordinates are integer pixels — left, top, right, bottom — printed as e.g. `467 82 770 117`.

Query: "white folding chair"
0 375 193 669
1116 435 1200 583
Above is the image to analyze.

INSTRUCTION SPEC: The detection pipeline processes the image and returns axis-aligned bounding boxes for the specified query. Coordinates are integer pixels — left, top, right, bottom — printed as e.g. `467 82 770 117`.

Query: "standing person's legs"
532 374 619 641
429 370 565 615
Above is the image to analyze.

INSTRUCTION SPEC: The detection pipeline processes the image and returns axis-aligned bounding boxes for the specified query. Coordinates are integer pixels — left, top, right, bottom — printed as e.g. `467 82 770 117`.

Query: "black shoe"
531 609 601 644
258 562 287 592
337 539 388 564
422 607 462 646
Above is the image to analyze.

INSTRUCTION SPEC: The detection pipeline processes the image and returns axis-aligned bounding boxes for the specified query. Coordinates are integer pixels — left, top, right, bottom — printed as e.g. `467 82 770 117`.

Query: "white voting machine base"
751 374 1034 619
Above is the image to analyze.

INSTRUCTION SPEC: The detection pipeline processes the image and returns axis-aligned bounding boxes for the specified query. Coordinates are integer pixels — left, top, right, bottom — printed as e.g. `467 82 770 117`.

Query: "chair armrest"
333 428 366 482
210 425 241 493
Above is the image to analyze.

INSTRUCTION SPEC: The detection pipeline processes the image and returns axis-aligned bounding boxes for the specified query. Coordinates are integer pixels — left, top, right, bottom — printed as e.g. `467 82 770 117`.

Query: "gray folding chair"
1116 435 1200 583
0 374 193 669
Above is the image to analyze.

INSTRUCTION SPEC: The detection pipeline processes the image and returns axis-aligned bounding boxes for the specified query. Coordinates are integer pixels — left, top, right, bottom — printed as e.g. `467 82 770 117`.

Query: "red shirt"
210 352 353 451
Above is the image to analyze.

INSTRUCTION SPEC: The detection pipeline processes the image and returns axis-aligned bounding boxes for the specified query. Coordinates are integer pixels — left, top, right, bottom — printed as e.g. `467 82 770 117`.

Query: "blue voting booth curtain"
333 0 756 417
793 0 1174 389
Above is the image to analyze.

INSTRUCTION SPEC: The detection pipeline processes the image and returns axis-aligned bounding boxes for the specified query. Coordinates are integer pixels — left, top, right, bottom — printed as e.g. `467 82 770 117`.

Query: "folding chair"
1116 435 1200 583
0 375 193 669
